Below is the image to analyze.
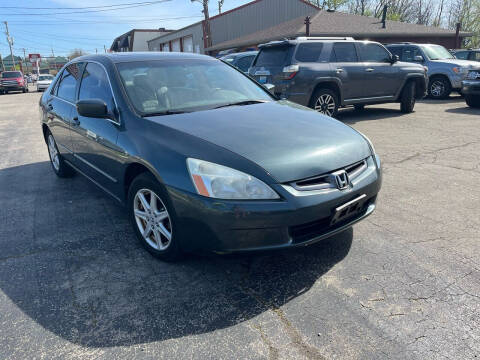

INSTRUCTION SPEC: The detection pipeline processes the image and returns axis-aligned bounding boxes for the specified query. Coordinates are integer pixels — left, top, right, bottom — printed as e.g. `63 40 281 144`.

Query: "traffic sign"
29 53 41 63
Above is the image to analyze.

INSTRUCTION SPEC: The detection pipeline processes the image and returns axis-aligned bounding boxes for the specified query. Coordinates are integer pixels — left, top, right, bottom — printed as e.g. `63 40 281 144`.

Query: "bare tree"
68 49 86 60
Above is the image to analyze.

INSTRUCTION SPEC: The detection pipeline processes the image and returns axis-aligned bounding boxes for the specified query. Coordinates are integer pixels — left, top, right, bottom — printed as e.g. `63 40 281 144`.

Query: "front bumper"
2 84 24 91
37 84 50 91
167 157 381 253
462 80 480 95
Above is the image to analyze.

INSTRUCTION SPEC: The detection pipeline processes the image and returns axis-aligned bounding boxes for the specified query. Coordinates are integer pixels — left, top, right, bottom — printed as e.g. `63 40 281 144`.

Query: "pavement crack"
252 323 279 360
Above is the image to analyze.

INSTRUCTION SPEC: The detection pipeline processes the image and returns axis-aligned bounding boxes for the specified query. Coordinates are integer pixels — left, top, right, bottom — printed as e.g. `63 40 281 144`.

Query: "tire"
46 132 75 178
428 76 451 99
128 172 182 262
310 88 339 117
465 95 480 108
22 88 26 93
400 81 416 113
4 91 8 94
354 104 365 111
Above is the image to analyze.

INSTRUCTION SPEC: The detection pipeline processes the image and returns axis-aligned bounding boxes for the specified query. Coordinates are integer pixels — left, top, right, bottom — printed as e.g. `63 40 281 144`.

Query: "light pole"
3 21 15 69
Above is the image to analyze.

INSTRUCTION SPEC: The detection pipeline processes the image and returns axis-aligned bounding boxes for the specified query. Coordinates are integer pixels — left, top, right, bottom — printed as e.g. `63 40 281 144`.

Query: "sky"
0 0 251 59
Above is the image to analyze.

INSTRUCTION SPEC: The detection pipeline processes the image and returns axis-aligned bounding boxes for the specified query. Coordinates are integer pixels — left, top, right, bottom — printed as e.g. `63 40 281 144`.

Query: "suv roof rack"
295 37 354 41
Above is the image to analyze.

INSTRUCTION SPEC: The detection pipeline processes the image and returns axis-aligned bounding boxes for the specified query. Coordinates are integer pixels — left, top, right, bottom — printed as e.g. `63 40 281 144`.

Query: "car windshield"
420 45 454 60
116 59 272 115
39 75 53 81
2 72 22 78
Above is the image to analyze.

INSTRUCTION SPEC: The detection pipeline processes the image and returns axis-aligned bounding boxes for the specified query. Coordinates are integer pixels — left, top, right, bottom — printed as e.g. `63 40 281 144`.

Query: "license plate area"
330 194 367 226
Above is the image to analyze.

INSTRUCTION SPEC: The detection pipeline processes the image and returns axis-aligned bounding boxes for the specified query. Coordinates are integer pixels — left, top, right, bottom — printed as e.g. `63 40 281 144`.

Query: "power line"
1 1 169 10
5 15 202 25
0 0 171 16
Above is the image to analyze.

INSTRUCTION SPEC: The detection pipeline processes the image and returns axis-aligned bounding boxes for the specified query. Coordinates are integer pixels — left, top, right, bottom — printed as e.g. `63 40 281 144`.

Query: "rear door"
357 42 400 97
70 61 123 194
46 63 82 161
329 42 366 100
250 45 294 85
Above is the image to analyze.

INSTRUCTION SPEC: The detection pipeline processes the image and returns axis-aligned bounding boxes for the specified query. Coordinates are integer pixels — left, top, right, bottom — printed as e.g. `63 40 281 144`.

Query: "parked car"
40 53 381 261
386 43 480 99
36 74 54 91
221 51 258 73
0 70 28 94
452 48 480 62
249 37 427 117
462 69 480 108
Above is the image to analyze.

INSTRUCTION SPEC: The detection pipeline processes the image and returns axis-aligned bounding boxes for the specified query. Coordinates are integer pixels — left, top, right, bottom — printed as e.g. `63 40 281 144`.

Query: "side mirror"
263 83 275 93
76 99 109 118
414 55 424 62
390 55 399 63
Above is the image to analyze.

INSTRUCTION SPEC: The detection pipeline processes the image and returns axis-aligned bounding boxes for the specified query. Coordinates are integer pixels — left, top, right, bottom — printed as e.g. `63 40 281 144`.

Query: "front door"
70 62 124 196
357 42 400 97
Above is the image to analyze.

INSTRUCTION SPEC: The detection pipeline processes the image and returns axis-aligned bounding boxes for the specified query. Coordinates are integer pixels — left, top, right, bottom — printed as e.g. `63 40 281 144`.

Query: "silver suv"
387 43 480 99
249 37 427 117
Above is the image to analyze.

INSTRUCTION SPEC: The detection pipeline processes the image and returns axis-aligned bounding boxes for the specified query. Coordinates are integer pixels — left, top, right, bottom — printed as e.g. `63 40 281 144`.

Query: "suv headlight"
452 66 468 75
187 158 279 200
356 132 381 170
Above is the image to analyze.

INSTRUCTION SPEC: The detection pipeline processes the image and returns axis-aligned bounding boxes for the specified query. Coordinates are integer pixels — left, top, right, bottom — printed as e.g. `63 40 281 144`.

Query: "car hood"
432 59 480 69
37 80 52 85
148 101 372 183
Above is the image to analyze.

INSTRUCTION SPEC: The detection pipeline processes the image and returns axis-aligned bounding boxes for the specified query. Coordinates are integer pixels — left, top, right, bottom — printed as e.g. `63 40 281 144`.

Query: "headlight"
187 158 279 200
452 66 468 74
356 131 381 170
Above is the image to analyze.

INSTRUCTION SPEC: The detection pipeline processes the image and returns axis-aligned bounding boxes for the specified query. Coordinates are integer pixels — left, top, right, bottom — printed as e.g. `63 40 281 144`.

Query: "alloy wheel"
430 80 445 98
48 134 60 171
133 188 172 251
314 94 336 116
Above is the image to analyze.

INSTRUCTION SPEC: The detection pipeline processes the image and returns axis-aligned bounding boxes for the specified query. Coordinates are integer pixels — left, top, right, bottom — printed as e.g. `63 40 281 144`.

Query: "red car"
0 71 29 94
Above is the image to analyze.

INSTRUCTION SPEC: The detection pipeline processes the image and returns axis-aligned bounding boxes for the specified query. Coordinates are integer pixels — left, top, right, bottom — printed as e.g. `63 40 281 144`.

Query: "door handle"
336 68 344 73
365 68 375 72
72 117 80 126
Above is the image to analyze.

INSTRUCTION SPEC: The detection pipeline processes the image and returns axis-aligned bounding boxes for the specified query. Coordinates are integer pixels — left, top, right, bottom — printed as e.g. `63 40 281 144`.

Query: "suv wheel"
46 132 75 177
465 95 480 108
429 76 451 99
311 88 339 117
128 172 182 262
400 81 416 113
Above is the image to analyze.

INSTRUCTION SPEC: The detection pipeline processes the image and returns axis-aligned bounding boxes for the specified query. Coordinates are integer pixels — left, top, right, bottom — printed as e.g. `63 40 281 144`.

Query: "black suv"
249 37 427 117
453 49 480 62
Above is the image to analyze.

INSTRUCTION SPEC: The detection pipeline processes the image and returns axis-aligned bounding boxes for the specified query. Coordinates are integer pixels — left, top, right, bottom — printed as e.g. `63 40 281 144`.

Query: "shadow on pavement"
337 107 405 124
445 106 480 115
0 161 353 347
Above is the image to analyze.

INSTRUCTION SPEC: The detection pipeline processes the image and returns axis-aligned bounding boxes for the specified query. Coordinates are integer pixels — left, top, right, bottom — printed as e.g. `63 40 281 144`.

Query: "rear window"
294 43 323 62
255 46 292 67
2 72 22 78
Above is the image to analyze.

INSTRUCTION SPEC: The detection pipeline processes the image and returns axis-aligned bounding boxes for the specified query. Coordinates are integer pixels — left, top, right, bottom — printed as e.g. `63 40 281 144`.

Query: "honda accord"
39 53 381 261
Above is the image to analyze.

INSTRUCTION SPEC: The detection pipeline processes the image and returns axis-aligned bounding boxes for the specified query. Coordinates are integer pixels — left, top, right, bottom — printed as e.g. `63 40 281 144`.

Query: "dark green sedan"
39 52 381 261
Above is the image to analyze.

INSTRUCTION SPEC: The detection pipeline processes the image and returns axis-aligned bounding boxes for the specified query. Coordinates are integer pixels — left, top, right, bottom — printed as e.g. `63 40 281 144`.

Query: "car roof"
222 51 258 59
71 52 214 65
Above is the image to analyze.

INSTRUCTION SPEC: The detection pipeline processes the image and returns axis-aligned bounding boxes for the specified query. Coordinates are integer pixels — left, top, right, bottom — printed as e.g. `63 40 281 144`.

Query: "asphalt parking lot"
1 87 479 359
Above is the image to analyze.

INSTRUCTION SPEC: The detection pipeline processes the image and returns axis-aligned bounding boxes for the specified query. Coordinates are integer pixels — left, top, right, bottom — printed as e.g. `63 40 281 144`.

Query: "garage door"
183 36 193 53
172 39 181 52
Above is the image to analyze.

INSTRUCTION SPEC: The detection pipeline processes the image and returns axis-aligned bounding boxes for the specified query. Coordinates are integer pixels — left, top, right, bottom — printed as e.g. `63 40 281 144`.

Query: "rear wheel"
46 132 75 177
128 172 182 261
465 95 480 108
400 81 416 113
428 76 451 99
310 88 339 117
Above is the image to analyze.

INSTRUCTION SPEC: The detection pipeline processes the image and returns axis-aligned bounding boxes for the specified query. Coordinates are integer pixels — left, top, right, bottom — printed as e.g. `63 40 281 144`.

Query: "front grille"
289 195 375 244
291 159 368 191
2 80 19 85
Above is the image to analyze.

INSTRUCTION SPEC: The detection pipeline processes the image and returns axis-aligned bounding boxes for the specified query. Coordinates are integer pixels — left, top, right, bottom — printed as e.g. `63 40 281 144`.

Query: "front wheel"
400 81 416 113
465 95 480 108
128 172 182 261
310 88 339 117
47 132 75 177
429 76 451 99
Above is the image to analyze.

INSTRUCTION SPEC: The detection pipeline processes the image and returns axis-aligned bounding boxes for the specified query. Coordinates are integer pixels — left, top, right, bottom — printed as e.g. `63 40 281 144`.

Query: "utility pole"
51 48 57 73
218 0 224 14
104 45 107 53
3 21 16 70
0 54 5 72
304 16 311 36
191 0 212 51
21 48 27 73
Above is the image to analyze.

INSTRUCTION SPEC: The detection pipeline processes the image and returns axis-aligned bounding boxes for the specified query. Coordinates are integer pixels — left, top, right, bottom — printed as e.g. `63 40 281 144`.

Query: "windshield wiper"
213 100 268 109
142 110 187 117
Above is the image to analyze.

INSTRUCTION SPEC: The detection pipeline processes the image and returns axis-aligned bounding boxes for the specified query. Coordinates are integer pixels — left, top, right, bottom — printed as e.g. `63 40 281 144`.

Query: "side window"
388 47 402 59
471 52 480 61
358 43 391 63
330 43 358 62
56 63 81 102
295 43 323 62
455 51 469 60
78 62 114 111
236 56 255 72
